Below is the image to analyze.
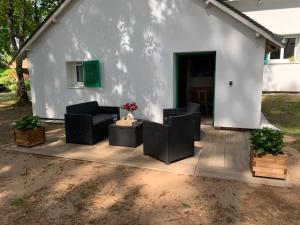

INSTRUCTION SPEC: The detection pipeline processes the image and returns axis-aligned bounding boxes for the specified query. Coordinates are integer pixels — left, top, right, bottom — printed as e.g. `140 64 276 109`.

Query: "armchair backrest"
66 101 99 114
167 114 193 131
186 102 200 113
168 113 194 145
167 114 194 162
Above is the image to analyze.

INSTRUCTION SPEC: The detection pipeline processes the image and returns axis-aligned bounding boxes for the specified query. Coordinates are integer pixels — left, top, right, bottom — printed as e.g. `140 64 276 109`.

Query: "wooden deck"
196 127 252 180
2 126 290 187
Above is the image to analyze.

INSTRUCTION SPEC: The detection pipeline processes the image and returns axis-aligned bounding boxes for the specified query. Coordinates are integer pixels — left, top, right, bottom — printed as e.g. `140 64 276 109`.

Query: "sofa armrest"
65 113 93 131
97 106 120 117
65 114 93 143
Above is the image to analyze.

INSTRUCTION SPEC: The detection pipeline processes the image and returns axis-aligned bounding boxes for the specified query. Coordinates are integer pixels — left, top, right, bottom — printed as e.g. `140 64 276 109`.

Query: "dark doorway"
175 52 216 125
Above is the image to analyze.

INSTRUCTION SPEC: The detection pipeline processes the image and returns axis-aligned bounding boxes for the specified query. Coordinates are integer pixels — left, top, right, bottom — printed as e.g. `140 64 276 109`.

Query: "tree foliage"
0 0 61 59
0 0 61 103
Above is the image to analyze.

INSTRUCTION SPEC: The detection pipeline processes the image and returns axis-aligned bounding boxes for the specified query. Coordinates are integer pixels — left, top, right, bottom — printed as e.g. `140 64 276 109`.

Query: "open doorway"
175 52 216 126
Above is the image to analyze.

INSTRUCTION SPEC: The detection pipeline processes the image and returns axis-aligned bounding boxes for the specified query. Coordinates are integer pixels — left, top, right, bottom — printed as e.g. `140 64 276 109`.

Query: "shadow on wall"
33 0 264 127
204 1 264 128
36 0 184 121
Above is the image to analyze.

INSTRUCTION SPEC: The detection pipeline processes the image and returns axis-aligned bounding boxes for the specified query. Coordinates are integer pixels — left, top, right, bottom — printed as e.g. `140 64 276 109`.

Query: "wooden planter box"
250 150 288 180
14 127 46 147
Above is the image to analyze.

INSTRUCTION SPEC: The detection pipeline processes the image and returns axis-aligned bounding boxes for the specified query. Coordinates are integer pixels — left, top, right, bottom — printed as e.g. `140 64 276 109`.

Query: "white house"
15 0 284 129
227 0 300 92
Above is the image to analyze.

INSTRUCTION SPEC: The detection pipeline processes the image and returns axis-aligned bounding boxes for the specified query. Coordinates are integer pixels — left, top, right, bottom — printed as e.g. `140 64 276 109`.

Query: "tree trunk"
16 58 29 104
6 0 29 104
6 0 18 53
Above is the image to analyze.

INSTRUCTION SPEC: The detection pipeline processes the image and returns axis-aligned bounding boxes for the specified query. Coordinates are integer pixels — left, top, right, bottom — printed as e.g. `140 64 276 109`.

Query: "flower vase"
127 112 134 121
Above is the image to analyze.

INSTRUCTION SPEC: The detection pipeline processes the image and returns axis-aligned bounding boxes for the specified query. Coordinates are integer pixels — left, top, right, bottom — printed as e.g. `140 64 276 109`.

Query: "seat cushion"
93 114 115 125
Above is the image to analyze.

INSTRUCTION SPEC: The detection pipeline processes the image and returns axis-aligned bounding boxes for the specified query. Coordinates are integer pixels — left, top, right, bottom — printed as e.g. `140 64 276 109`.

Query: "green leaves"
10 197 24 207
250 128 284 156
15 115 41 130
0 0 62 65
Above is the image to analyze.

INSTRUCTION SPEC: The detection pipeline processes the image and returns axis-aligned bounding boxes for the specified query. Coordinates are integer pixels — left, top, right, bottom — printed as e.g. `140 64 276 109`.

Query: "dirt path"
0 150 299 225
0 98 300 225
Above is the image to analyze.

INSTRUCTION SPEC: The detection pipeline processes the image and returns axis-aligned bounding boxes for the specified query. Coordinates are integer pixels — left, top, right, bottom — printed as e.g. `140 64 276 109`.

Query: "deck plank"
2 126 291 187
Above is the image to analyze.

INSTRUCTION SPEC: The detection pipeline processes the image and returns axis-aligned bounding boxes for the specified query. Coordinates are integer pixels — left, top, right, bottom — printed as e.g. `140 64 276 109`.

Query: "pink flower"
121 102 138 112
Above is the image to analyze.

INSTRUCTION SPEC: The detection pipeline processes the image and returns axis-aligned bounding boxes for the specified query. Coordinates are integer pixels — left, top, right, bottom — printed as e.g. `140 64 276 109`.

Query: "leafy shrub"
25 79 31 91
0 68 16 91
0 68 30 92
250 128 284 156
15 116 41 130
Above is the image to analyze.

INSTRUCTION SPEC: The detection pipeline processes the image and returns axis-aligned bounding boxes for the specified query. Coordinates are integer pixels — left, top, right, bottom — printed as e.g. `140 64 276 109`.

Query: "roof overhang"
205 0 285 49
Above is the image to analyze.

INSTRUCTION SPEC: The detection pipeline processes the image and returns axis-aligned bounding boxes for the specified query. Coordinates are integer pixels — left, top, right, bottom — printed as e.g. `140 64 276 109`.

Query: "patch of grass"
10 197 24 207
262 94 300 151
181 203 192 212
0 92 31 107
0 92 18 106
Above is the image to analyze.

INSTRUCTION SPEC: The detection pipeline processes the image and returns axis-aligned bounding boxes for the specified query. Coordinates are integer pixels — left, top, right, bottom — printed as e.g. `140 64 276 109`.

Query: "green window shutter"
264 53 269 65
83 60 101 87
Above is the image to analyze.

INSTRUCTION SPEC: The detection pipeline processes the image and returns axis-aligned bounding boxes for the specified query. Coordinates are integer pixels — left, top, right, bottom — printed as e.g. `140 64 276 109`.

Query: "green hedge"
0 68 30 92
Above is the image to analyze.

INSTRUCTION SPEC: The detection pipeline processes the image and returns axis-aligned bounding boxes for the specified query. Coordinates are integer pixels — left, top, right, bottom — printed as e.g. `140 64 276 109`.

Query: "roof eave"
206 0 285 48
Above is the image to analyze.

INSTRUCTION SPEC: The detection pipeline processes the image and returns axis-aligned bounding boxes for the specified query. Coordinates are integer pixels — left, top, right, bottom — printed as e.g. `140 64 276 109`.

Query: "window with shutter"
83 60 101 87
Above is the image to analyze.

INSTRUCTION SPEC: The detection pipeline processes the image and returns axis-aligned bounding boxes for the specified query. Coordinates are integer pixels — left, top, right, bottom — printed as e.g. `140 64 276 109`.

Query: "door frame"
174 51 216 127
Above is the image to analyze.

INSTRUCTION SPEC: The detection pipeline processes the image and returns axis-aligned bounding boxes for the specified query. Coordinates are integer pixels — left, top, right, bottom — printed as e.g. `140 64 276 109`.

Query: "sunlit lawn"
0 92 19 106
262 94 300 150
0 92 31 107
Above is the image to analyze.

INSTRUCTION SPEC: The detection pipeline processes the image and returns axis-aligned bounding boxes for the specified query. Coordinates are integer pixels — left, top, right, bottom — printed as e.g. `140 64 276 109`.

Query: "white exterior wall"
28 0 265 129
228 0 300 35
229 0 300 92
264 63 300 92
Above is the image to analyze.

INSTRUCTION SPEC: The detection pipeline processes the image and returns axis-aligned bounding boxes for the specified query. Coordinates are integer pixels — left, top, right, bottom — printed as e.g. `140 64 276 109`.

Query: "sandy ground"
0 103 300 225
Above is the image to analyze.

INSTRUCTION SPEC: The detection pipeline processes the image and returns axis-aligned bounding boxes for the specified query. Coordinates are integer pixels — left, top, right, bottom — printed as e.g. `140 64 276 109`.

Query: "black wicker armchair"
65 101 120 145
143 114 194 164
163 102 201 141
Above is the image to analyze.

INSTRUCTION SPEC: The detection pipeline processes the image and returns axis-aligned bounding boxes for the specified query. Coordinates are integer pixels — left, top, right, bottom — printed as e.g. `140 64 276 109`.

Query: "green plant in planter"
15 116 41 130
250 128 284 156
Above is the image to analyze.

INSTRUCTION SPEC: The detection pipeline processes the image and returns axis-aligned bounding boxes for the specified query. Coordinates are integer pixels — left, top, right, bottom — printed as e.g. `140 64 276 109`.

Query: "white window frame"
268 36 299 64
66 61 85 89
74 62 84 87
